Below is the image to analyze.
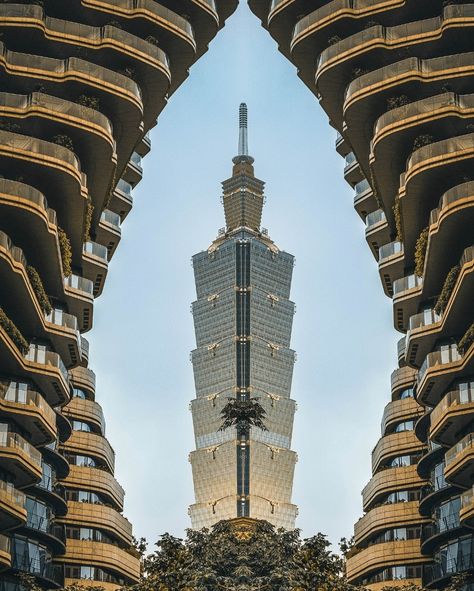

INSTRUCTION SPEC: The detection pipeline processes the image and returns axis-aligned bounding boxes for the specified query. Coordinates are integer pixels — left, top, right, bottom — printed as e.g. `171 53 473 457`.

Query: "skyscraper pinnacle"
233 103 254 165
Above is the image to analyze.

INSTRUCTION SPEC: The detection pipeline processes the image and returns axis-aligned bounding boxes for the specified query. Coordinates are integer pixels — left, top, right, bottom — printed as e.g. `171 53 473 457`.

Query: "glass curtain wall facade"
0 1 237 590
248 2 474 589
189 105 298 530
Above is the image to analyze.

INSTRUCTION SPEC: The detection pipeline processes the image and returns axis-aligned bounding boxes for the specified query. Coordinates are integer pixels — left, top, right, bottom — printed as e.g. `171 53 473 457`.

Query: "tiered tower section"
0 1 237 590
189 104 298 531
248 1 474 589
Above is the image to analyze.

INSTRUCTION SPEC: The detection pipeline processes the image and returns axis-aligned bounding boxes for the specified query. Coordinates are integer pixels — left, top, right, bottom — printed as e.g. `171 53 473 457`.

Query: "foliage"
119 66 137 80
51 134 74 152
133 519 353 591
77 94 100 111
26 264 52 315
219 398 268 433
458 322 474 355
350 67 369 81
434 265 461 315
58 227 72 277
412 134 434 151
0 118 21 133
414 226 429 277
18 572 103 591
83 198 94 242
0 307 29 355
145 35 161 47
327 35 341 46
392 197 403 242
386 94 410 111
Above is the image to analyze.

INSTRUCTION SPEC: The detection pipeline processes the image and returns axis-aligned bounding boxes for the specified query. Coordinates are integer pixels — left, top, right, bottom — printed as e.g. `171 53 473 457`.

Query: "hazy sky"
88 3 399 549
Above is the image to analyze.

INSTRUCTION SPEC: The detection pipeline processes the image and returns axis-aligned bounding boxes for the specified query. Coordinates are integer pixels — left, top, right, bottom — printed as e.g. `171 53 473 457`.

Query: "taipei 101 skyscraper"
188 105 298 530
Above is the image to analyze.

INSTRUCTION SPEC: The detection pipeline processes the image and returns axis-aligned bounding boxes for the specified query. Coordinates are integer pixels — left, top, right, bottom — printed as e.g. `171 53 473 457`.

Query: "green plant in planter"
26 265 52 315
0 308 29 355
414 226 429 277
83 199 94 242
58 227 72 277
435 265 461 315
51 134 74 152
393 197 403 242
412 134 434 151
77 94 100 111
459 322 474 355
386 94 410 111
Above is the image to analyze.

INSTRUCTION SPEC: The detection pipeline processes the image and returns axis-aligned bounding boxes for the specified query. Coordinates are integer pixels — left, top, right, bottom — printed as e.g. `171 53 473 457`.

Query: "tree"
219 398 268 432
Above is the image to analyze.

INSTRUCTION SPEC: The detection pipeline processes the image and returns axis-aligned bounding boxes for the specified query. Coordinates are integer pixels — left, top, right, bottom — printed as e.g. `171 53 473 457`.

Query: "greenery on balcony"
77 94 101 111
26 265 52 315
58 227 72 277
435 265 461 315
412 134 434 152
386 94 410 111
83 199 94 242
393 197 402 242
219 398 268 432
51 134 74 152
0 307 29 355
414 227 429 277
458 322 474 355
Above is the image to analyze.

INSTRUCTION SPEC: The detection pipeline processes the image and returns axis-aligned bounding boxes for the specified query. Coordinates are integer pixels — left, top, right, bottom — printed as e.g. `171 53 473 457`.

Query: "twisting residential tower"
189 104 298 531
0 1 237 590
248 2 474 590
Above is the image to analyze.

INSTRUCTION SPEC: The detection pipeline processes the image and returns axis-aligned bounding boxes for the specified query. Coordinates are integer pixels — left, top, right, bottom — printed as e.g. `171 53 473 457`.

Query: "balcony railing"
461 487 473 510
379 240 403 262
431 387 474 428
0 178 56 225
393 273 423 296
45 308 78 332
0 380 55 427
366 209 386 228
83 241 108 262
0 478 26 508
64 274 94 296
100 209 121 229
25 344 69 385
0 429 42 467
418 345 461 385
445 433 473 467
344 151 357 170
408 308 441 332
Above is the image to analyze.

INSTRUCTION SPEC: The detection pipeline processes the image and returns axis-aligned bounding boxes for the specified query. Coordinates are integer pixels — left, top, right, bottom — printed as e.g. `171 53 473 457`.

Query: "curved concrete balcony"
63 274 94 333
460 486 474 528
61 501 132 546
366 209 390 260
82 241 109 297
109 178 133 220
97 209 121 260
64 465 124 511
346 539 428 583
0 380 56 446
354 500 426 547
123 151 143 186
64 581 118 591
62 431 115 473
317 6 474 127
0 429 42 486
58 539 140 582
392 273 423 332
63 397 105 435
444 433 474 488
381 397 423 436
378 240 404 297
417 342 474 406
391 366 416 399
430 389 474 447
362 465 426 511
372 430 424 473
69 366 96 397
0 534 11 571
0 90 117 215
344 151 363 187
0 478 26 529
354 178 378 220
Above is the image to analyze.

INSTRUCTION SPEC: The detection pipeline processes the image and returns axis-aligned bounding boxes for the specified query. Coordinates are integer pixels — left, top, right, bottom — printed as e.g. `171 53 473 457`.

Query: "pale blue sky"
88 3 399 548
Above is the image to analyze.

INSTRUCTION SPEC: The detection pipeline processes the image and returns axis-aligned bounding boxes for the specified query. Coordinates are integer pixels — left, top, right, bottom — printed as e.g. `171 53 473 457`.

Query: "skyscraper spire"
238 102 249 156
234 103 254 165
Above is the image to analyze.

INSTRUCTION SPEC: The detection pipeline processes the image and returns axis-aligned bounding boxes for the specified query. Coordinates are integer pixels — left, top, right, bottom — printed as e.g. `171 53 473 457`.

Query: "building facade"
0 1 237 590
189 104 298 531
248 2 474 589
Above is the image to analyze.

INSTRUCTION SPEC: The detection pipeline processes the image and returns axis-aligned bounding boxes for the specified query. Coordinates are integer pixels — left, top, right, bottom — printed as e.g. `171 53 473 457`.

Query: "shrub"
435 265 461 315
412 134 434 151
145 35 160 47
393 197 403 241
386 94 410 111
459 322 474 355
58 227 72 277
51 134 74 152
26 265 52 315
0 308 29 355
414 226 429 277
77 94 100 111
83 199 94 242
